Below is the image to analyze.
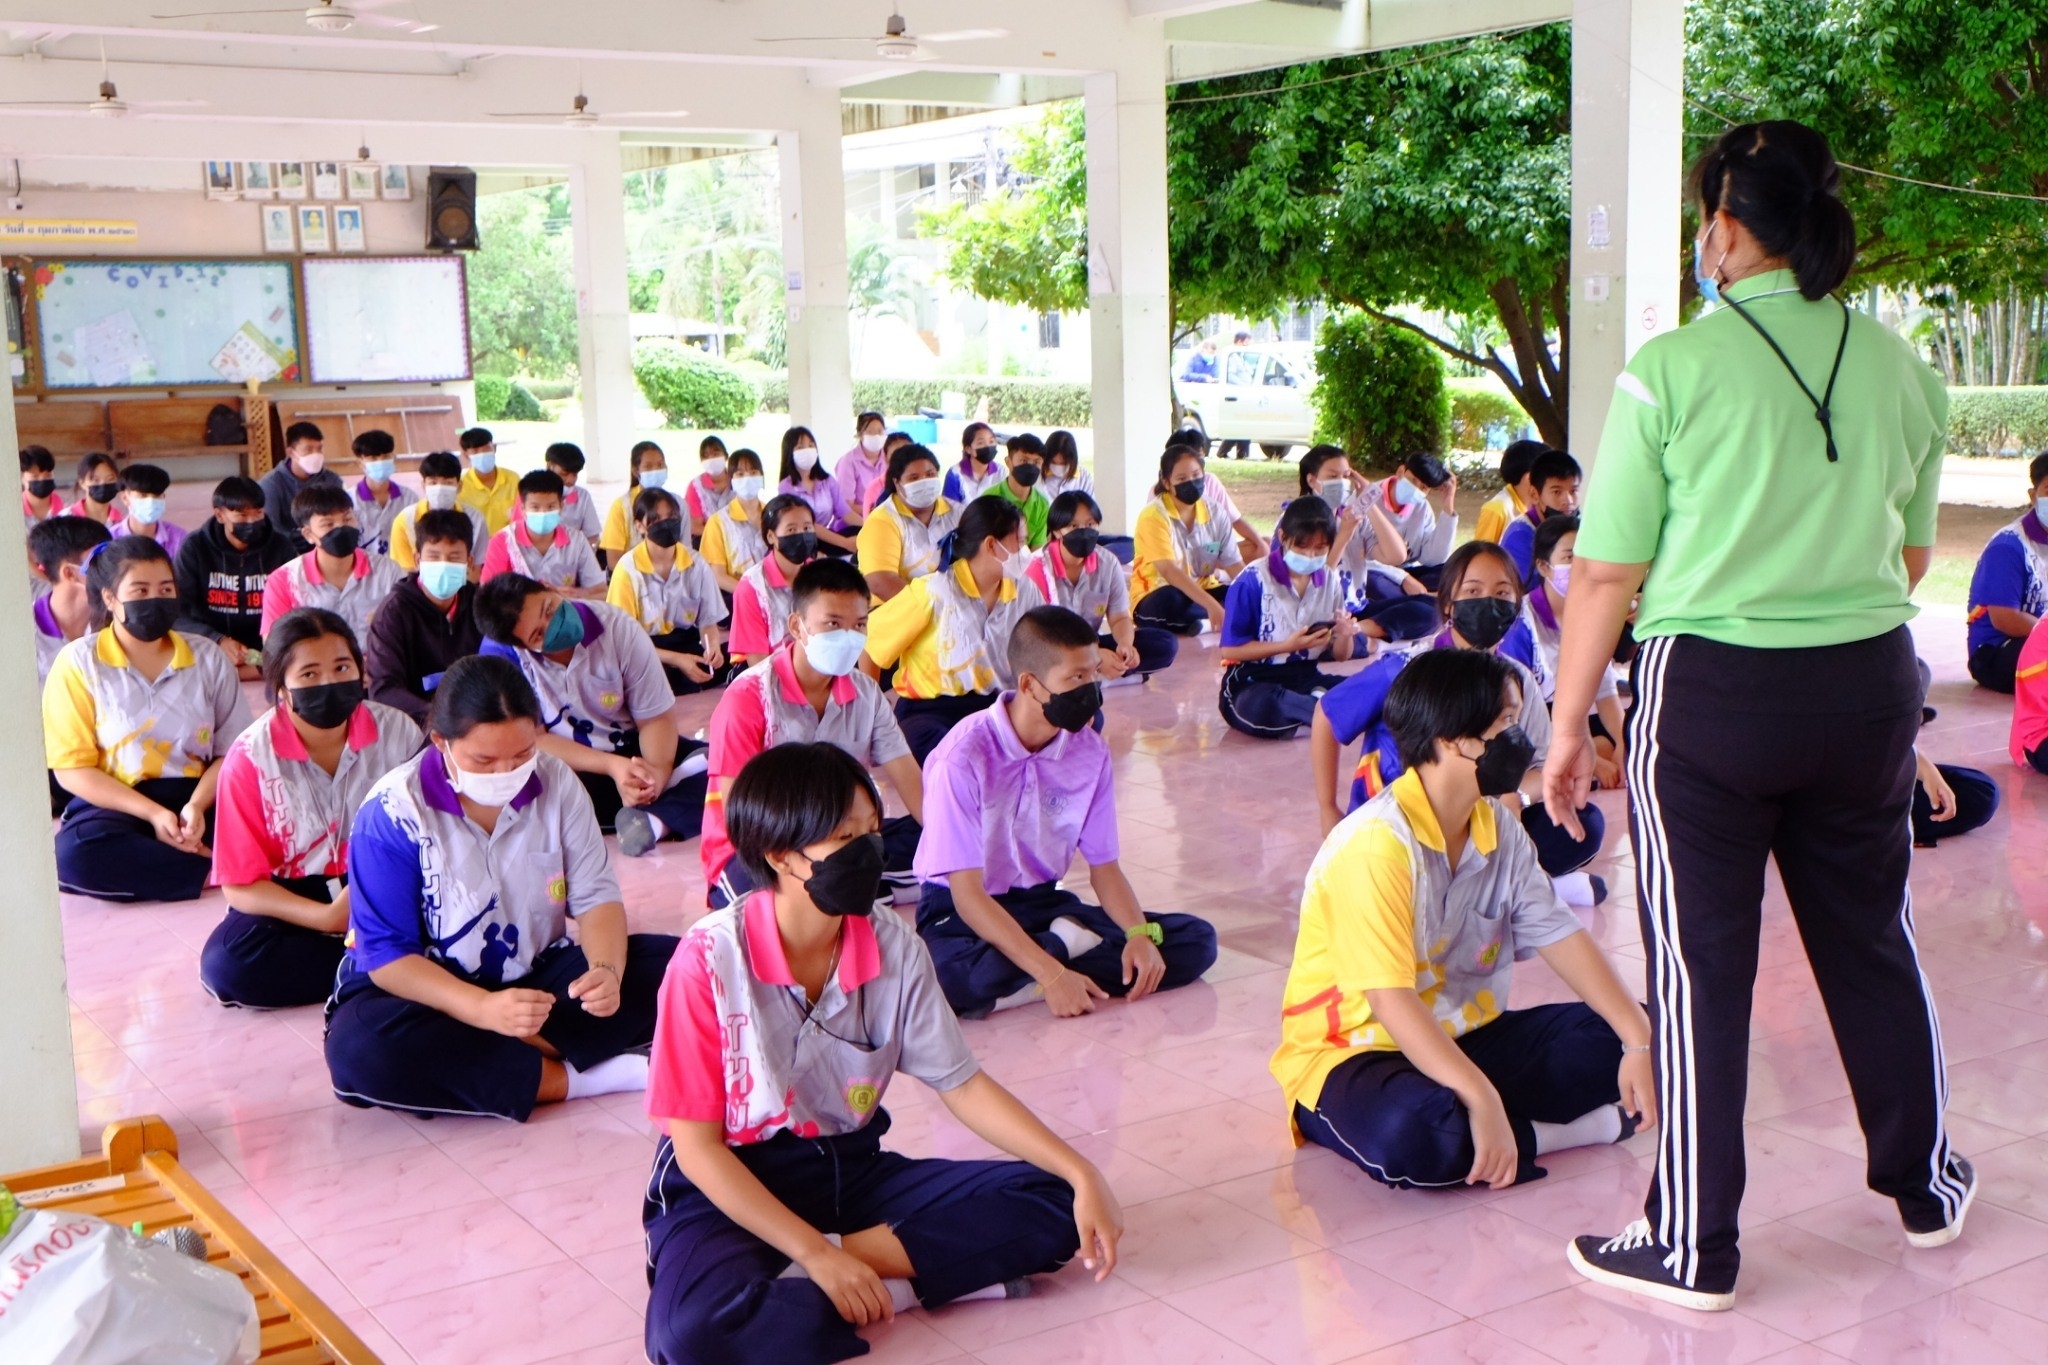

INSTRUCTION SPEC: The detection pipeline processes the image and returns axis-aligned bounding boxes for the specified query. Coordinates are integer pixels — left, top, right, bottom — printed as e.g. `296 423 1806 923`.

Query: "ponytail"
1688 119 1855 300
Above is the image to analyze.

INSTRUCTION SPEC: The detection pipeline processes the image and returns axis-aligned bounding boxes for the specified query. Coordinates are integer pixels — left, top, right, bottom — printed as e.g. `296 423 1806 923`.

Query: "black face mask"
1172 478 1205 506
289 678 364 730
226 517 272 550
775 530 819 564
645 517 685 549
119 597 181 643
26 478 56 500
1471 725 1536 798
973 445 998 465
1012 464 1042 488
1039 680 1104 733
1451 597 1518 651
318 526 362 558
1061 527 1101 559
802 833 886 918
86 482 120 506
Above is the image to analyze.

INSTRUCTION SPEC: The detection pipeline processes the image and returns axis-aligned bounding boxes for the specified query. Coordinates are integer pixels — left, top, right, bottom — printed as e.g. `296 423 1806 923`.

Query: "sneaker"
1904 1156 1976 1249
1567 1221 1735 1312
615 808 660 858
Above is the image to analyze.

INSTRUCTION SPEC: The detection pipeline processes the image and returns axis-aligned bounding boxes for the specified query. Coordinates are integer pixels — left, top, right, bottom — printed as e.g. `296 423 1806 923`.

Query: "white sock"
991 981 1044 1013
1552 871 1597 907
672 749 710 783
1100 673 1144 689
1531 1103 1623 1155
643 814 668 843
563 1052 650 1100
1048 917 1104 958
883 1278 919 1313
954 1282 1010 1302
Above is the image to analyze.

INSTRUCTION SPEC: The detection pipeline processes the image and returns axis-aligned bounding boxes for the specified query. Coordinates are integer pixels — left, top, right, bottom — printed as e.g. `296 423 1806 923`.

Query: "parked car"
1178 344 1317 459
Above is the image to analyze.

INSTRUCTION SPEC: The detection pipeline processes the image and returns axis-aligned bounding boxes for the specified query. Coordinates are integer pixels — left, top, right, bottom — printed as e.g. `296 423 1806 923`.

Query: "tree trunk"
1487 277 1568 448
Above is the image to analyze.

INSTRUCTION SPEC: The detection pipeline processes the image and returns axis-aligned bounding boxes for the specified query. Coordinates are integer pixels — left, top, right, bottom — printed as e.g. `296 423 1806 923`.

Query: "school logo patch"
194 726 212 746
1477 939 1501 970
844 1079 880 1115
600 691 622 711
547 875 568 904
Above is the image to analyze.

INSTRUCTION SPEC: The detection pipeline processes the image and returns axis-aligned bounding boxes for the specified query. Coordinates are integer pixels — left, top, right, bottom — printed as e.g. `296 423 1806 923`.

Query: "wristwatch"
1125 922 1163 946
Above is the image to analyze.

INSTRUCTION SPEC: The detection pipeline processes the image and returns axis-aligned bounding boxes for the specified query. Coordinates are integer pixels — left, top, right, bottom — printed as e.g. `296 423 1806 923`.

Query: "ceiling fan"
149 0 436 35
0 47 210 118
488 92 691 128
755 7 1008 61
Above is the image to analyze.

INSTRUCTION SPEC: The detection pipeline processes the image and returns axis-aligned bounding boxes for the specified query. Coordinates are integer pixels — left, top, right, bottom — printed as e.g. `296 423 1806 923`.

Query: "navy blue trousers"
643 1111 1080 1365
896 692 998 769
324 933 677 1121
575 734 709 842
917 880 1218 1018
1969 637 2023 693
1295 1003 1622 1189
1912 764 2000 846
1099 629 1178 677
1132 585 1210 636
200 876 345 1009
1522 802 1605 878
55 776 214 904
1219 658 1345 740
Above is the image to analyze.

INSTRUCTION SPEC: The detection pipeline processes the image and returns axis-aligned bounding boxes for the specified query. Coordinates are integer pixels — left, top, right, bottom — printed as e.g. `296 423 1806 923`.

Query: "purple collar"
1266 540 1326 588
355 477 392 502
32 593 62 639
419 745 543 816
1431 626 1457 651
2024 509 2047 545
1528 581 1560 631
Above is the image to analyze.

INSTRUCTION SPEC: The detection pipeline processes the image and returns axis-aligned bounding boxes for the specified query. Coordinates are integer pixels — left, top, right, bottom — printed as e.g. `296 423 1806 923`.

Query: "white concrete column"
779 88 854 449
1085 39 1173 533
567 134 638 482
0 363 80 1168
1569 0 1684 465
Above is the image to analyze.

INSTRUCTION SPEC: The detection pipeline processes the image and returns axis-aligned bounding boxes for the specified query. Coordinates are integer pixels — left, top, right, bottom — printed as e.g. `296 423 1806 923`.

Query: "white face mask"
700 457 728 479
1042 467 1070 494
295 450 325 475
444 748 538 809
861 433 885 454
1319 478 1349 511
639 467 670 491
731 474 765 502
900 476 942 510
793 448 820 474
424 484 459 511
997 544 1025 580
802 627 868 677
2037 496 2048 525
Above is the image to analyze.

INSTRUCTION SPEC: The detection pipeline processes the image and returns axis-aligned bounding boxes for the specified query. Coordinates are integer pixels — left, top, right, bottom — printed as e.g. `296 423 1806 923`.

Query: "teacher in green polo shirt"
1541 120 1971 1312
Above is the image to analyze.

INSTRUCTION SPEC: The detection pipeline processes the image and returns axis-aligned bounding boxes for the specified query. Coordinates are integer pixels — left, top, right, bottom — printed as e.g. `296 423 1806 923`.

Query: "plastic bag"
0 1187 259 1365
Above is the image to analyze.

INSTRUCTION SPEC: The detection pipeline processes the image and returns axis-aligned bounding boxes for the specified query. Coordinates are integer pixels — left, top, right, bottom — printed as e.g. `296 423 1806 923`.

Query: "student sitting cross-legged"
387 451 489 573
546 442 605 549
863 497 1046 767
1024 491 1178 684
109 462 188 558
727 494 823 667
1274 648 1654 1192
1298 444 1436 644
45 536 251 902
605 485 730 695
702 558 924 911
1217 496 1363 740
914 606 1218 1019
200 609 422 1009
1963 451 2048 693
1129 445 1245 636
481 469 608 598
364 509 484 726
348 429 416 559
475 573 709 857
325 655 678 1120
30 516 112 686
642 743 1123 1365
260 483 403 642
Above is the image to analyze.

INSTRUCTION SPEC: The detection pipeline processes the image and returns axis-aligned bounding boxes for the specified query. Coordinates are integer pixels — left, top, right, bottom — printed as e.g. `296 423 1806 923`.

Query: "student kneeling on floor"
642 742 1123 1365
325 654 677 1121
914 605 1218 1018
1273 648 1654 1190
1217 495 1363 740
201 609 422 1009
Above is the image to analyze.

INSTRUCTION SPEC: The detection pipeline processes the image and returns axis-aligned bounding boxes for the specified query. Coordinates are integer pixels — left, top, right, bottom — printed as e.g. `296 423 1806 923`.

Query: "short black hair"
518 469 565 500
1386 648 1521 770
213 475 266 512
352 429 396 459
2030 452 2048 487
28 515 112 579
85 534 174 632
472 572 549 642
728 447 764 476
1047 490 1101 533
1498 439 1549 488
1276 495 1336 548
1164 428 1206 454
1532 511 1580 565
119 462 171 496
544 442 586 474
419 450 463 481
726 742 883 890
293 482 353 527
1400 452 1450 488
761 492 812 538
414 508 476 554
633 485 682 525
428 654 542 741
19 445 55 474
459 427 493 451
1008 604 1099 684
262 607 363 704
1529 450 1582 491
790 557 870 617
1006 432 1044 459
952 496 1024 564
284 421 323 447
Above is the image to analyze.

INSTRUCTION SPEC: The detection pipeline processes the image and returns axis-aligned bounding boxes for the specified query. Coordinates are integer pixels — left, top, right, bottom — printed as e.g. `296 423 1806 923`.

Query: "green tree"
848 222 918 321
467 187 580 378
628 152 783 360
920 101 1089 315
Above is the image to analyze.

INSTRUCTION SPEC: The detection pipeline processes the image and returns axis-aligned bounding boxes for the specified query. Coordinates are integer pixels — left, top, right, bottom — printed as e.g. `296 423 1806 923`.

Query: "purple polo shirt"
913 694 1120 893
835 445 888 513
779 475 851 532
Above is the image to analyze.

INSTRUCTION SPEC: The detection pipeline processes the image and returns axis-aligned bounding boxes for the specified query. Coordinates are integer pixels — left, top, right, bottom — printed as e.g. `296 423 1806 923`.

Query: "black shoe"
1904 1156 1976 1248
1590 875 1609 906
1567 1221 1735 1312
1615 1102 1644 1143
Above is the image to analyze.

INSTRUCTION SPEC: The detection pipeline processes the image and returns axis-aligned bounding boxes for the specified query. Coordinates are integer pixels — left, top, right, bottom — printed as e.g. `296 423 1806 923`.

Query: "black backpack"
205 403 247 446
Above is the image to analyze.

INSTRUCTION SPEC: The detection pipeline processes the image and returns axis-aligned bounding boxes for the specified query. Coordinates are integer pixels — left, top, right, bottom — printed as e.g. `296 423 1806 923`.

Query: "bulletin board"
28 258 301 389
300 254 471 384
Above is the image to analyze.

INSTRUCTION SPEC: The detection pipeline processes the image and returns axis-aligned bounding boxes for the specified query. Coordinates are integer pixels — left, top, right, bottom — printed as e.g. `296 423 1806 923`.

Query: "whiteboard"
32 259 300 389
302 255 471 384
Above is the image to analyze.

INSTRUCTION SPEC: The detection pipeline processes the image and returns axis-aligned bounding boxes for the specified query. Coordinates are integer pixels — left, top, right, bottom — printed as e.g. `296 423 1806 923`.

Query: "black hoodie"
364 573 484 724
175 516 297 650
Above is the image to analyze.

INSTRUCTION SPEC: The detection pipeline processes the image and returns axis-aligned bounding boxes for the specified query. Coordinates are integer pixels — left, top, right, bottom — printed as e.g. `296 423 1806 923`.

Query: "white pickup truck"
1177 344 1317 459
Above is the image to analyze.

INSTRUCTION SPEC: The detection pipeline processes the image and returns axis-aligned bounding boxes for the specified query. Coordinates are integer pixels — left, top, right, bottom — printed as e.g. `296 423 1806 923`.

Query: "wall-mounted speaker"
426 167 479 251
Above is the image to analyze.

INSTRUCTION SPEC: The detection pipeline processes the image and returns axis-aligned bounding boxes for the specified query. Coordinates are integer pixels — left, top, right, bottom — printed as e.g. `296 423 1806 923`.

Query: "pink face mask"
1548 562 1573 597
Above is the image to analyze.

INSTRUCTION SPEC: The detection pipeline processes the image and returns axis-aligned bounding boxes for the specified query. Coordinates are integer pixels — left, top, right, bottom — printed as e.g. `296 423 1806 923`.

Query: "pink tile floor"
55 605 2048 1365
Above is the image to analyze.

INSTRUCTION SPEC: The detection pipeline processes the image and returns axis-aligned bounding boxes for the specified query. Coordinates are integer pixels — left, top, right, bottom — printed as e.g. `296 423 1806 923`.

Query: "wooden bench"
13 398 110 460
108 396 251 466
4 1116 378 1364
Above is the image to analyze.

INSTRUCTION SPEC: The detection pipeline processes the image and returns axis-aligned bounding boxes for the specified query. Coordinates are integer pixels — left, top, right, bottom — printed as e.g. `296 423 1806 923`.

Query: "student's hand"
1430 471 1459 513
1115 640 1142 673
1282 625 1333 656
1318 801 1346 838
1331 613 1359 645
472 987 557 1039
1916 750 1956 821
800 1242 894 1326
147 805 202 854
1071 1168 1125 1281
1618 1050 1657 1132
1121 934 1167 1001
1043 967 1109 1018
677 654 713 685
625 755 670 807
567 962 621 1017
1593 753 1623 790
1096 645 1128 680
703 639 726 672
1466 1093 1520 1189
1204 601 1227 632
1542 729 1597 841
177 802 211 855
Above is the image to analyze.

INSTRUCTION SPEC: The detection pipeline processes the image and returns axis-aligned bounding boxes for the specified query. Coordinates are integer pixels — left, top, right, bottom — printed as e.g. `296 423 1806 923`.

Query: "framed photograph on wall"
379 163 411 200
239 162 276 199
345 163 380 200
261 203 297 253
297 205 332 253
332 205 366 253
311 162 343 201
277 161 308 200
204 161 238 199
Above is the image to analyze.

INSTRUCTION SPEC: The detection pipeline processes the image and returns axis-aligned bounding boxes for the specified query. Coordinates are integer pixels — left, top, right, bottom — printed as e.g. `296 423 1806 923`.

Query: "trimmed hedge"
503 380 544 422
473 375 511 422
1946 386 2048 458
633 340 759 430
521 378 577 402
1448 385 1524 451
1312 312 1449 465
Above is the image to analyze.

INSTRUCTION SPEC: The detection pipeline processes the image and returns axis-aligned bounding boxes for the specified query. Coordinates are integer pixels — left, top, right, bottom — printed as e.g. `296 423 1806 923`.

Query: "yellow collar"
1158 491 1210 525
949 556 1018 603
1389 768 1497 856
629 539 694 573
96 626 195 671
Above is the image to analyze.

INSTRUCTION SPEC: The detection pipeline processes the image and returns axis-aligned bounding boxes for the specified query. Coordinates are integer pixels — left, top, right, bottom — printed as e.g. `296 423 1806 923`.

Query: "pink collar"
267 697 380 761
741 891 881 991
512 519 571 552
300 548 373 581
771 641 858 707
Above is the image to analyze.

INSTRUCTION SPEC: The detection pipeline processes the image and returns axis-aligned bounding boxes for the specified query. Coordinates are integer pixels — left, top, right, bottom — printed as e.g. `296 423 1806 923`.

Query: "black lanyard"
1716 293 1852 463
